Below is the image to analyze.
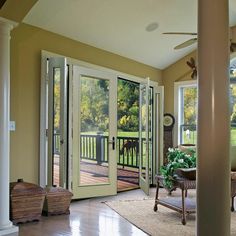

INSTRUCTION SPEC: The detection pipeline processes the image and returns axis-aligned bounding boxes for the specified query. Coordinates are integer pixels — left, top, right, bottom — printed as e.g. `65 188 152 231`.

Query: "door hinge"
46 61 49 82
46 129 48 137
71 181 73 190
71 128 73 138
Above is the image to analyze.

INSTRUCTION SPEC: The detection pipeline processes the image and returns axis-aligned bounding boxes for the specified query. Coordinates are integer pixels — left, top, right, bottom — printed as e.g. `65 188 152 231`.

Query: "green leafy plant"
160 148 196 190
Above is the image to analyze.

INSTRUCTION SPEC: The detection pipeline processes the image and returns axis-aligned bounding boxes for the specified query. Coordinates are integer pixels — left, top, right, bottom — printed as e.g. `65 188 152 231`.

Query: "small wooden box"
10 179 46 224
43 186 73 216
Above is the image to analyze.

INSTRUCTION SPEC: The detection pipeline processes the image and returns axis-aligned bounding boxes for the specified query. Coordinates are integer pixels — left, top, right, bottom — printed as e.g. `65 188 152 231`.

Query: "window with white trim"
174 81 197 146
174 59 236 146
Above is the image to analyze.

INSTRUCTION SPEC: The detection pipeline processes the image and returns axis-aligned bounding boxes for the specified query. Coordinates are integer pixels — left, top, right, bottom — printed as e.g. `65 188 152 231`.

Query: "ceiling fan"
163 32 236 51
186 57 197 79
163 32 197 50
0 0 7 9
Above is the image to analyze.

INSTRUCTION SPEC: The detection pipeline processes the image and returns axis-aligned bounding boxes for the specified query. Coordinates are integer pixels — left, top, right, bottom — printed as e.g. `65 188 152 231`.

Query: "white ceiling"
24 0 236 69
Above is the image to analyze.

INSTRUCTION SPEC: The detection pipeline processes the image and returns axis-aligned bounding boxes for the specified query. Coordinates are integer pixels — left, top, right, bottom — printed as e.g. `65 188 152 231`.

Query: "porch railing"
53 133 143 168
117 136 139 168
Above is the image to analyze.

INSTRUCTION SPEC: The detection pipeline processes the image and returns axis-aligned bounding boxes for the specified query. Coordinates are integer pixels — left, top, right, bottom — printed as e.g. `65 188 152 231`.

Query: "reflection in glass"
53 68 61 186
140 85 147 180
140 86 153 182
79 76 109 185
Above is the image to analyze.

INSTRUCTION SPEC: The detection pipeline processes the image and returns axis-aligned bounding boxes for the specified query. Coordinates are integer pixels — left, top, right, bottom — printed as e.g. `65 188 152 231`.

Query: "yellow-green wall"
0 0 38 22
162 51 197 114
10 23 162 184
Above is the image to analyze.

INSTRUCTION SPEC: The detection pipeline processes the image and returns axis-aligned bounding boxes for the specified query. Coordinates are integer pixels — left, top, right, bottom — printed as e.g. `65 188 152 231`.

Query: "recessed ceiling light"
146 22 159 32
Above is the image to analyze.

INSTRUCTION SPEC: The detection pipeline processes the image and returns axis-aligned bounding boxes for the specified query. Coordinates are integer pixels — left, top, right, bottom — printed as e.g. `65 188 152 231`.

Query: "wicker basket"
10 179 46 224
178 144 196 155
43 186 73 216
175 168 196 180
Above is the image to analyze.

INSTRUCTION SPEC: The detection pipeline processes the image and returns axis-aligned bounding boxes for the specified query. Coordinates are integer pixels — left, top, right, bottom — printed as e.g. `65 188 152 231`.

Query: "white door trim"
40 50 159 188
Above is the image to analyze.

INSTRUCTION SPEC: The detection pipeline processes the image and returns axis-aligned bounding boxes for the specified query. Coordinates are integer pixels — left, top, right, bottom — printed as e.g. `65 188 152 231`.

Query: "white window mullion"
174 80 197 146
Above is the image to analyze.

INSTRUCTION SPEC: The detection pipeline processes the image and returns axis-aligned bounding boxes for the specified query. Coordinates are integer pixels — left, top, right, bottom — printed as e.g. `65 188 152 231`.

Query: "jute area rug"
105 198 236 236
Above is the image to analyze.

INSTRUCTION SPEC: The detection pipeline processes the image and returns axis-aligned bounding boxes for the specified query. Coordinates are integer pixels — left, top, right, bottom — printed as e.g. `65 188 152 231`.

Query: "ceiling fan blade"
163 32 197 36
0 0 7 9
174 38 198 50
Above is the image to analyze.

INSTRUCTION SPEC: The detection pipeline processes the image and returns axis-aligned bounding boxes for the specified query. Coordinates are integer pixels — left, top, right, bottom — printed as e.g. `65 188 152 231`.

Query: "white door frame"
40 50 162 191
153 86 164 175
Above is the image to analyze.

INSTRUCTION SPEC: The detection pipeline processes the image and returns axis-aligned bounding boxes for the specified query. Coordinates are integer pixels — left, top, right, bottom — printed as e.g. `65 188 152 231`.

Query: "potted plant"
160 147 196 190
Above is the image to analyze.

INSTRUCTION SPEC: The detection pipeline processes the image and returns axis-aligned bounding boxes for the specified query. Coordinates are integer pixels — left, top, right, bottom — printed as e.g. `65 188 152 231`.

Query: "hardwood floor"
17 188 155 236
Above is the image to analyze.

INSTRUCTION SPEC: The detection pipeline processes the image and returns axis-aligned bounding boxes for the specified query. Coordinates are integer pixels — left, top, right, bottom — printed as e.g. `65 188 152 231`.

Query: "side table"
153 175 196 225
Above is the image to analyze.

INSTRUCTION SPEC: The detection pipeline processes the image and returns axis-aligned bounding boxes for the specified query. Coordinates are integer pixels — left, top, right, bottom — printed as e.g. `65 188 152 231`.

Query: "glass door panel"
79 75 109 185
154 86 164 175
53 68 61 186
48 57 68 188
72 65 117 199
149 87 153 184
139 79 150 195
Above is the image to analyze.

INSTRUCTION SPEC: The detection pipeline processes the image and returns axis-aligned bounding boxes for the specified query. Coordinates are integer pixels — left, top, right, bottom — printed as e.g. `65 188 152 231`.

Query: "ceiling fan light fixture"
145 22 159 32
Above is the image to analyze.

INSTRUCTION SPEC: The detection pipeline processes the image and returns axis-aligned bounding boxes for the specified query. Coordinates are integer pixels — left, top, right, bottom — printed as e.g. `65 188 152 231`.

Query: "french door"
46 57 68 188
72 65 117 199
154 86 164 172
41 54 163 198
138 82 163 195
139 79 152 195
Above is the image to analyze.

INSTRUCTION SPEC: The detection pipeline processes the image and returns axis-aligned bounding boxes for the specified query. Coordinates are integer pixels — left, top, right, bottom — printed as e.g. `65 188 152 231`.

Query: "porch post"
0 18 18 236
197 0 230 235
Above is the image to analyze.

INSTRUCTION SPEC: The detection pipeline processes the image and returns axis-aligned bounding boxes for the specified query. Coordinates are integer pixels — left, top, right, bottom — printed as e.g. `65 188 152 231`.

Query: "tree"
183 87 197 127
117 79 139 132
54 71 60 131
80 77 109 132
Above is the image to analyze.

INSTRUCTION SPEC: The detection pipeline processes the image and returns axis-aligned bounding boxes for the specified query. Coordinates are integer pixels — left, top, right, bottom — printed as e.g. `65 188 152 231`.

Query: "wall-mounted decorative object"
163 113 175 163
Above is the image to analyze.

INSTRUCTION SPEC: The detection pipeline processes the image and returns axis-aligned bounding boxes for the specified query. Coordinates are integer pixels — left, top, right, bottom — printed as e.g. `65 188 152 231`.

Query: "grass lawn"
231 128 236 146
182 128 236 146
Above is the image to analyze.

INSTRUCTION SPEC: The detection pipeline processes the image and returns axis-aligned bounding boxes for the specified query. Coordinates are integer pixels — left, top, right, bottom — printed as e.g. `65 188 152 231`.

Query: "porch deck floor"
53 158 139 192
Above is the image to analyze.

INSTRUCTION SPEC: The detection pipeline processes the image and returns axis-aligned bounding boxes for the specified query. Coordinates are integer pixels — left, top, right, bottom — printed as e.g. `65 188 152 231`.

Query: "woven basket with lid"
43 186 73 216
10 179 46 224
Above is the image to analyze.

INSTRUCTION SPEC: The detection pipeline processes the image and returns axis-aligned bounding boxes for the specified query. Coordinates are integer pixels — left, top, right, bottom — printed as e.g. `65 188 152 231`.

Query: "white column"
197 0 230 236
0 18 18 236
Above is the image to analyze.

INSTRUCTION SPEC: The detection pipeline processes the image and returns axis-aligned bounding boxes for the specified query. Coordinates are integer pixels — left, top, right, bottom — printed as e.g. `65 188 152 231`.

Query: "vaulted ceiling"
14 0 236 69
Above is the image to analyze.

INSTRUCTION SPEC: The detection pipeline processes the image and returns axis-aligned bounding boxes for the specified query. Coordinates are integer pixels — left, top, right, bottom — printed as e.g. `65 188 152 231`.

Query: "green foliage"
160 148 196 190
230 85 236 123
80 76 109 132
117 79 139 132
183 87 197 125
53 70 60 130
78 78 141 133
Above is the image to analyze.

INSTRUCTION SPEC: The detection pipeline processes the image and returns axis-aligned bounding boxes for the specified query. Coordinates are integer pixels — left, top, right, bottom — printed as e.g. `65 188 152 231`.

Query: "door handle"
109 137 115 150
